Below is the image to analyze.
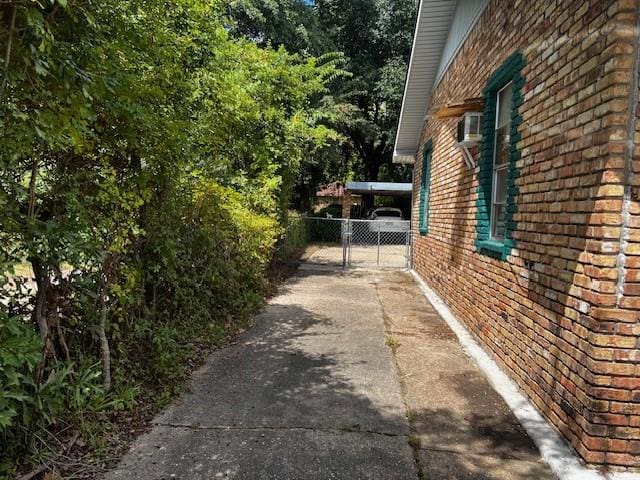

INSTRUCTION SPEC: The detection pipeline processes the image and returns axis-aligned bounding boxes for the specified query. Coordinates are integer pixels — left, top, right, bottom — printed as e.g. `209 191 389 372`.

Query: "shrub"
0 314 42 462
274 212 309 261
0 0 341 474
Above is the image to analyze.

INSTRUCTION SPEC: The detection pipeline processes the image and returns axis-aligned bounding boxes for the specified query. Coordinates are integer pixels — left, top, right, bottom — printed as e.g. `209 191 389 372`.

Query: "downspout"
615 3 640 306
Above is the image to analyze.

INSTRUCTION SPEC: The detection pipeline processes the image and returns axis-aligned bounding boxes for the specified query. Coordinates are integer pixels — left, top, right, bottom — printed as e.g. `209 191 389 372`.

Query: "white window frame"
490 82 512 241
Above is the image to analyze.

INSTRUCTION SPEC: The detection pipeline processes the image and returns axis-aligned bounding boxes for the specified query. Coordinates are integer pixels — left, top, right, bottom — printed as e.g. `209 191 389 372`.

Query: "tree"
225 0 417 210
0 0 344 471
316 0 418 183
226 0 333 55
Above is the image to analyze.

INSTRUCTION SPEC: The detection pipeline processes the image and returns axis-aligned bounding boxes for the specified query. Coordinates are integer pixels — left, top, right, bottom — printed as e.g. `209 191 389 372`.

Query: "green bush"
0 314 129 474
274 212 309 261
150 181 278 321
123 182 279 392
0 315 42 451
306 218 343 243
0 0 342 474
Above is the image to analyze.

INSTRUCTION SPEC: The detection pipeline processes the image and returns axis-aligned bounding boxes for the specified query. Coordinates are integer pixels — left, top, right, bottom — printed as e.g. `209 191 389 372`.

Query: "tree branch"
97 255 115 391
0 2 17 101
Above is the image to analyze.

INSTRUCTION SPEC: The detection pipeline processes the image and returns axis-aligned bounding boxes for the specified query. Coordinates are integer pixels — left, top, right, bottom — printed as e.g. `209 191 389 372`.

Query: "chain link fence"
347 219 411 268
277 216 411 269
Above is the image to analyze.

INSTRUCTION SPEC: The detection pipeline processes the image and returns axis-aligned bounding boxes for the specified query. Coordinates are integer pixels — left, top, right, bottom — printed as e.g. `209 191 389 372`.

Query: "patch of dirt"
386 285 405 292
385 325 457 340
266 260 301 299
425 324 457 340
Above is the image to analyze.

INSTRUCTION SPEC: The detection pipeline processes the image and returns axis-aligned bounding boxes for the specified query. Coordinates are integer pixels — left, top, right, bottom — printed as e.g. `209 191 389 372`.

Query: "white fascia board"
392 0 457 164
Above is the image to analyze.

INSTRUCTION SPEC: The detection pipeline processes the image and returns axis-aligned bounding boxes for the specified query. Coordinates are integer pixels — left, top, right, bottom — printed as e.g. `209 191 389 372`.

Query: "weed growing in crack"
406 409 416 422
408 434 421 449
385 336 401 348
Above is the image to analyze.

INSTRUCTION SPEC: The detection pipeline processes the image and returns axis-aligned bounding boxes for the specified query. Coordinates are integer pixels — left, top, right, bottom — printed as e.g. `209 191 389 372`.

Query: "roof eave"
393 151 417 164
392 0 458 164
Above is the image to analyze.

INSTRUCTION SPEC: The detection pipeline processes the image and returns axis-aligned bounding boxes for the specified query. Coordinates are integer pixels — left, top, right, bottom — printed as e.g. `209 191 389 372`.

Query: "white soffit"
435 0 488 85
393 0 458 164
393 0 488 164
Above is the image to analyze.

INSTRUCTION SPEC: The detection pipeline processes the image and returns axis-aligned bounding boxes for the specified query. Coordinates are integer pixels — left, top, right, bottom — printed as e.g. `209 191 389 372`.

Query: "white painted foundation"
410 270 640 480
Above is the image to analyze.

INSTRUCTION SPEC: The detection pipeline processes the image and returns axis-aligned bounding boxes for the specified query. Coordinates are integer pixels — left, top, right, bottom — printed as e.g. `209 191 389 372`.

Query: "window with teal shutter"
475 52 525 260
418 141 433 236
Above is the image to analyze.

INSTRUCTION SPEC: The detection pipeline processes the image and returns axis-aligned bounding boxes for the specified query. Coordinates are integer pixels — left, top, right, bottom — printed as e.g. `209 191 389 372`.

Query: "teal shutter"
419 142 433 236
475 52 525 260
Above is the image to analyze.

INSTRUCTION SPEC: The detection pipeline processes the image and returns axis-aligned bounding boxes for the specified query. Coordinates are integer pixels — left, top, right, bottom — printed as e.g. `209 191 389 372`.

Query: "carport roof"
345 182 413 196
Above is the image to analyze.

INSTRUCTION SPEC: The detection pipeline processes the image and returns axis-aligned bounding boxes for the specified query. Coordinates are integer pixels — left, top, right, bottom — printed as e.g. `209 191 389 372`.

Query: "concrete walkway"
105 268 555 480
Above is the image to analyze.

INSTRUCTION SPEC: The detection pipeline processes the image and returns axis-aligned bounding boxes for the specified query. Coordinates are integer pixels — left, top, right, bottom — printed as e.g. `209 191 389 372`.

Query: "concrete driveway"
105 268 554 480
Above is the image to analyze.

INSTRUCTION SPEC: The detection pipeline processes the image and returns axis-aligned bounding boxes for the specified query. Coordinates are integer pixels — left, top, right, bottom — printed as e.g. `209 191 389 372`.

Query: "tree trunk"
0 3 17 100
98 293 111 391
27 159 50 343
31 258 50 342
96 257 114 392
364 160 381 182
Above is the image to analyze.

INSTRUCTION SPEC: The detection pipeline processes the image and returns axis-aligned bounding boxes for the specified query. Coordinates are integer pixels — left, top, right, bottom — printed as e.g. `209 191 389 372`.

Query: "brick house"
393 0 640 470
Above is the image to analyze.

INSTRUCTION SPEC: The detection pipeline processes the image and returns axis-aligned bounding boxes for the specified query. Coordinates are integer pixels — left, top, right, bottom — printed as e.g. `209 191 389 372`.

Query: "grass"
13 262 33 278
385 335 401 349
9 261 74 279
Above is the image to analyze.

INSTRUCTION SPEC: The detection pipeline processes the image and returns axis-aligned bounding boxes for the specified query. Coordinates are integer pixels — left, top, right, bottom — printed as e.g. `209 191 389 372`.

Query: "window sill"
475 239 509 260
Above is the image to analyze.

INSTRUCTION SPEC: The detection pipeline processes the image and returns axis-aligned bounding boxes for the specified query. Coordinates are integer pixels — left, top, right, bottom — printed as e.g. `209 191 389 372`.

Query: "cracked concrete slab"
375 271 556 480
104 269 416 480
105 267 557 480
420 450 555 480
153 271 408 436
105 426 417 480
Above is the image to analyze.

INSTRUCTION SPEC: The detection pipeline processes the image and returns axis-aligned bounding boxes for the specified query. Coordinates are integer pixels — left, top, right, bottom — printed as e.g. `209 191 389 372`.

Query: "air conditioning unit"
456 112 483 146
455 111 483 169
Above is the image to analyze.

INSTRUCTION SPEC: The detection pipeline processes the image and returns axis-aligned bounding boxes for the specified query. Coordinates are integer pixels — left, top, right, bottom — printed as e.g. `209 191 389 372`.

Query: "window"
475 52 525 260
491 82 512 240
418 141 433 235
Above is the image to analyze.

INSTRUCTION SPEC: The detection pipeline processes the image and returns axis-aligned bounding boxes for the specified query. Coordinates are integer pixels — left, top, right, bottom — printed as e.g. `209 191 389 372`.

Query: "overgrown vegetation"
228 0 419 210
0 0 418 476
0 0 344 476
273 212 309 262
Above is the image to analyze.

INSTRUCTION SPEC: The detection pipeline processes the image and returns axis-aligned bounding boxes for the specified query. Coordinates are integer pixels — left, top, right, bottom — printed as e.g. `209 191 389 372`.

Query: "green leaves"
0 0 343 472
0 314 42 433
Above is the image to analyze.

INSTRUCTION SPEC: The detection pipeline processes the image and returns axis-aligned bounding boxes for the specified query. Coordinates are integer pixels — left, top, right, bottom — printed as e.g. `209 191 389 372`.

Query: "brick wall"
411 0 640 469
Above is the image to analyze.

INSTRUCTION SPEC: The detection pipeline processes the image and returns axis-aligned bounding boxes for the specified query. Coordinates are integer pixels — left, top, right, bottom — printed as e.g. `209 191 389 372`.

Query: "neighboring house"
313 182 350 214
394 0 640 471
315 181 347 200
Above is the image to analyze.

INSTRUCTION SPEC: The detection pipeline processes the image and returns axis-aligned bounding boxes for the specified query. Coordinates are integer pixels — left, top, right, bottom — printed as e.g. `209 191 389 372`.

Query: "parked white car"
368 207 403 220
367 208 410 233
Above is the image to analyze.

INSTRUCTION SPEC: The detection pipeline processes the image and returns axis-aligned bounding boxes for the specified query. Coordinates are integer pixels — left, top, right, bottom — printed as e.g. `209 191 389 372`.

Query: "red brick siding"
411 0 640 469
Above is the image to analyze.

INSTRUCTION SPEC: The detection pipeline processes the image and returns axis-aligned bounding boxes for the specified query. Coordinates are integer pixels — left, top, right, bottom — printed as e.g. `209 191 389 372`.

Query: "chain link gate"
300 217 411 268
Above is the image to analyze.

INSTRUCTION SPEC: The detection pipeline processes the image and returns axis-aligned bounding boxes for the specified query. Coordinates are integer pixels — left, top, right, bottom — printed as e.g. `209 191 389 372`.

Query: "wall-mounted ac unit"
455 112 483 169
456 112 483 146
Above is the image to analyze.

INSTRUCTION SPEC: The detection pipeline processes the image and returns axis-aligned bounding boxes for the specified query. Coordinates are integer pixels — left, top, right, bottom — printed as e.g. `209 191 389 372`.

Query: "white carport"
342 182 413 218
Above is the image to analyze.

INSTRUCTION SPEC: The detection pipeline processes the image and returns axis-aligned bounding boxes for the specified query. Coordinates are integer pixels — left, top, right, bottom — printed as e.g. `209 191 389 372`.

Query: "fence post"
376 222 381 266
405 229 411 268
348 220 352 266
342 219 347 267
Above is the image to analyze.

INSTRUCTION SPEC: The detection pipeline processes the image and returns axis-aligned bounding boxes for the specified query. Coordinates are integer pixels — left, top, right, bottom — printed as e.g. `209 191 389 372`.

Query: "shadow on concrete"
106 269 558 480
374 270 557 480
107 271 414 479
413 373 540 459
